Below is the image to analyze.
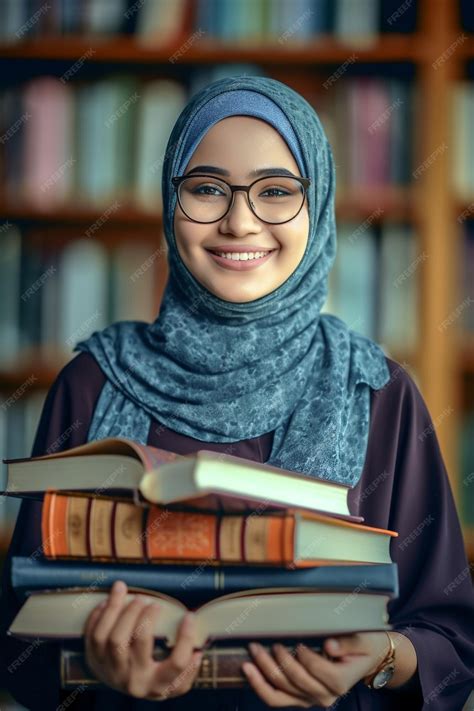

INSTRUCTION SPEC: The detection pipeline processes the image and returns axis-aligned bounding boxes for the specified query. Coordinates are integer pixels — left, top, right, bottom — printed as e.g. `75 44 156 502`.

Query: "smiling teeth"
215 251 270 261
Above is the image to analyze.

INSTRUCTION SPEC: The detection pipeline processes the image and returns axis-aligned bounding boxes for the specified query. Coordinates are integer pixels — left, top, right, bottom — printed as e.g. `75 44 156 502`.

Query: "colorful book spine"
41 491 299 566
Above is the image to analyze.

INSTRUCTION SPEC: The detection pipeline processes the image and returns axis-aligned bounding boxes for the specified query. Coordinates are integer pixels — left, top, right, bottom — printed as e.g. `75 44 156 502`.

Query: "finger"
154 613 200 690
84 600 107 638
129 602 162 667
87 581 129 659
242 662 311 708
167 613 199 671
324 633 367 659
106 596 152 663
248 643 310 698
84 601 107 667
272 643 341 699
295 643 351 698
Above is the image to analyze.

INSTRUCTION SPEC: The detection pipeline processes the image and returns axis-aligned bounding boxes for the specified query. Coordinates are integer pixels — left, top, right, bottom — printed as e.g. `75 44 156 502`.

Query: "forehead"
184 116 300 176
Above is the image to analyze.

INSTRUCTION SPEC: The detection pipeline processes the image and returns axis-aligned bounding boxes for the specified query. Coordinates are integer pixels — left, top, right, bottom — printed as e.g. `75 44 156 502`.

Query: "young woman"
1 75 473 710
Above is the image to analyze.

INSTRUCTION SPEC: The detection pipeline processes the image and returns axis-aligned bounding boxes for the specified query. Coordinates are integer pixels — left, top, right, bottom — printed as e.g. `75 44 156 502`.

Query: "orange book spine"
41 490 53 557
41 492 296 565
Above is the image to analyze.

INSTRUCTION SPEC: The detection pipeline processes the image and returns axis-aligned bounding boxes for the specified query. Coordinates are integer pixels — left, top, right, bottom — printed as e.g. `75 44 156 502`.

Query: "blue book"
11 556 399 604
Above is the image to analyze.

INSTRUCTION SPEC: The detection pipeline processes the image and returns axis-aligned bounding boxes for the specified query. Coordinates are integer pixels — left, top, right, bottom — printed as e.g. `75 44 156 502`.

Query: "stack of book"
3 437 399 689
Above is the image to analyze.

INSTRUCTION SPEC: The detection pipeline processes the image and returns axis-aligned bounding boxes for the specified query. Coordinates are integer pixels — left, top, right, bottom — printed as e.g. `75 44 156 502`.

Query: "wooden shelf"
335 187 414 222
0 352 71 391
461 36 474 59
0 199 163 226
0 35 427 64
454 198 474 221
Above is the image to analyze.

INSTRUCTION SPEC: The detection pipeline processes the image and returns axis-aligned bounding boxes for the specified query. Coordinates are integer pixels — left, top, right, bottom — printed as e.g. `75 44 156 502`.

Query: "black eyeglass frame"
171 173 311 225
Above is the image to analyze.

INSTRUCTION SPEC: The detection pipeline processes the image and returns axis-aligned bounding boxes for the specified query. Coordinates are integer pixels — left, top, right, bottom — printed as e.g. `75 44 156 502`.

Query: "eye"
192 183 227 197
259 186 291 198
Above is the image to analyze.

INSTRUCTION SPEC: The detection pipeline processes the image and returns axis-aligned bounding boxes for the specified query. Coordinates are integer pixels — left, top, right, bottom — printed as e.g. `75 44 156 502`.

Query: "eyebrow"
185 165 298 178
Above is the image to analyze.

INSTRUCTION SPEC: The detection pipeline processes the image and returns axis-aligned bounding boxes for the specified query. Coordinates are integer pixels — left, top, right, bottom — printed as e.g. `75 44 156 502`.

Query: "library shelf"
0 35 426 64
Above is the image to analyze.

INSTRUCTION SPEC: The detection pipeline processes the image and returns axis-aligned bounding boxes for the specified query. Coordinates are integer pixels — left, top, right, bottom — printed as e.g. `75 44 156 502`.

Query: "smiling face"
173 116 310 303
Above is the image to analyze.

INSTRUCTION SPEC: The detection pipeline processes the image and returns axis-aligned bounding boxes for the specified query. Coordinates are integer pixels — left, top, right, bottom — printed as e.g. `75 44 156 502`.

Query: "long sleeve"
348 358 474 710
0 353 106 710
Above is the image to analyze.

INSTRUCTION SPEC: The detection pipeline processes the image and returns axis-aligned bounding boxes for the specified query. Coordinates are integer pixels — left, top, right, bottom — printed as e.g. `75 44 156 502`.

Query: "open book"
9 586 393 648
3 436 361 520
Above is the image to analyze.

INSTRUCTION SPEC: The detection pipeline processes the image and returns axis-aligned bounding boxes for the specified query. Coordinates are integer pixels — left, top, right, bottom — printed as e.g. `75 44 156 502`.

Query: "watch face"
373 664 395 689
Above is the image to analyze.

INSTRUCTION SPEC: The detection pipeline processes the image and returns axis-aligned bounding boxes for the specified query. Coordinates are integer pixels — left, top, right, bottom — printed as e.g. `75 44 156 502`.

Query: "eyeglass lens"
178 175 306 223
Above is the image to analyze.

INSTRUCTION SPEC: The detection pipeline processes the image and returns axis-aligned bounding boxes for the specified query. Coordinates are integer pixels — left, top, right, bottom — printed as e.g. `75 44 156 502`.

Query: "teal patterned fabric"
74 75 390 487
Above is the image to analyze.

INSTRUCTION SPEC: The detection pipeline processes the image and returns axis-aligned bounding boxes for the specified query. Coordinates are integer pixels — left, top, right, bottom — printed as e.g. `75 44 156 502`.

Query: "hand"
242 631 393 708
84 580 203 701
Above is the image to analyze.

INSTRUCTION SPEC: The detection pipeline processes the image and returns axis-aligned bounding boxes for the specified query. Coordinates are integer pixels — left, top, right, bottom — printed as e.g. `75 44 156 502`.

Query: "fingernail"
327 638 340 652
242 662 254 676
113 580 127 594
249 642 262 655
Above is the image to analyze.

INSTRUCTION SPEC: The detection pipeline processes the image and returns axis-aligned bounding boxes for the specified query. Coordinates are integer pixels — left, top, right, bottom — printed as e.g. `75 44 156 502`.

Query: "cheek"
174 224 216 271
275 218 309 254
174 218 201 254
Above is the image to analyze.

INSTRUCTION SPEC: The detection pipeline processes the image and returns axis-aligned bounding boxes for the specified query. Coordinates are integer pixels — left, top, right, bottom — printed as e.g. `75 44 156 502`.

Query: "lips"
206 249 277 271
205 247 277 254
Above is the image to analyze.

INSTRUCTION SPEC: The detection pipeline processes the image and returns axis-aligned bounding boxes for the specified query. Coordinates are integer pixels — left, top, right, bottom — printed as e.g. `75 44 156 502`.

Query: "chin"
213 288 272 303
189 266 277 303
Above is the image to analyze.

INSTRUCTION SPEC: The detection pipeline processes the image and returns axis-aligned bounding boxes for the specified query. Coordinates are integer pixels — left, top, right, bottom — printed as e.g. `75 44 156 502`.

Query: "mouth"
205 248 277 271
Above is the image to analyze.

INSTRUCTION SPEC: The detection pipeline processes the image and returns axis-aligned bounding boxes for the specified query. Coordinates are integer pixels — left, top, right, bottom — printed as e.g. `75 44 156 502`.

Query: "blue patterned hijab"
74 75 390 487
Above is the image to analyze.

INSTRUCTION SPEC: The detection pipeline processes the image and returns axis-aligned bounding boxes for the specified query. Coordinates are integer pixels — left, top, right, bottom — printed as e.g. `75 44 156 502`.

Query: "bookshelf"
0 0 472 564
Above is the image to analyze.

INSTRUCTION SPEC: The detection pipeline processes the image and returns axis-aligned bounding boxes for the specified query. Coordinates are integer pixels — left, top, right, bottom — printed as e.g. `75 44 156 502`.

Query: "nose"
220 189 262 236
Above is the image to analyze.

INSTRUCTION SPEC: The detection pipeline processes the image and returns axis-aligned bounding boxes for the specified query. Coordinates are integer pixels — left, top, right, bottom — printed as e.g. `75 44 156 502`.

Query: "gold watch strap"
363 632 396 688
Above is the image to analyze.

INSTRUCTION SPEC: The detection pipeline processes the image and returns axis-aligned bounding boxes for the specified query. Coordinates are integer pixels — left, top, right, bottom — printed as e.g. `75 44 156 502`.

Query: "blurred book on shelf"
460 222 474 333
0 388 47 548
0 76 188 212
321 223 419 365
0 0 419 45
452 81 474 203
460 410 474 529
0 226 158 366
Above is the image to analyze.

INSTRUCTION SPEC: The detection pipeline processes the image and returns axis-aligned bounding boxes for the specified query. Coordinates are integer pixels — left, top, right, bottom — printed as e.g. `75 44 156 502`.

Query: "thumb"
323 635 365 660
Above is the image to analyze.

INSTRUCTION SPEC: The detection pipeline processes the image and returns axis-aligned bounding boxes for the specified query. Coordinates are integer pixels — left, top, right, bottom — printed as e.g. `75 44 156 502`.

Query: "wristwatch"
363 632 396 690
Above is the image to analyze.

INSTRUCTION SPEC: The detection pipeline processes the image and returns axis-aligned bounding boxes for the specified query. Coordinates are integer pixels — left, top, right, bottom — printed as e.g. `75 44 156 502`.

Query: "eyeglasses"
171 173 311 225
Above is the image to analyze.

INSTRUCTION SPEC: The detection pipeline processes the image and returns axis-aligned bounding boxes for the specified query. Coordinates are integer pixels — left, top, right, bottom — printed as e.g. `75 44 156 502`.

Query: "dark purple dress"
1 352 473 710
